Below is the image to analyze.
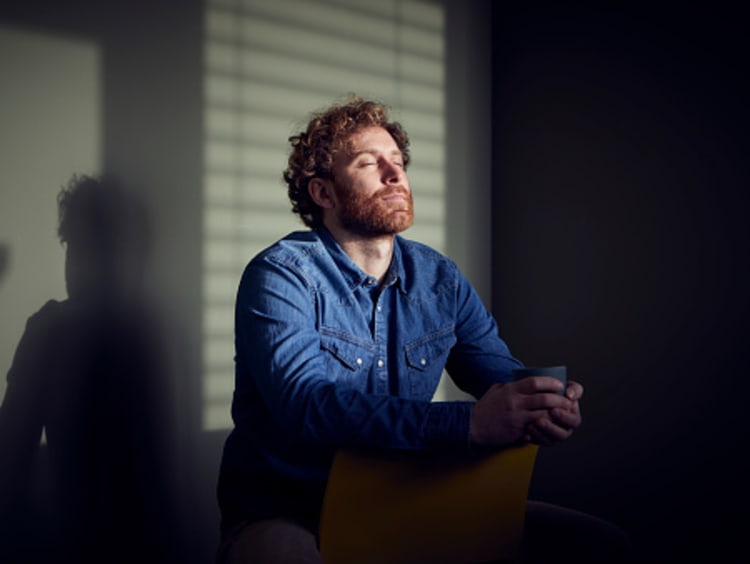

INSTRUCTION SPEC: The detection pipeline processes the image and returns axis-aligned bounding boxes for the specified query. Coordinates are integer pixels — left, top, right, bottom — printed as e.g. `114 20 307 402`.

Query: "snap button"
377 359 384 368
420 358 427 366
356 358 363 366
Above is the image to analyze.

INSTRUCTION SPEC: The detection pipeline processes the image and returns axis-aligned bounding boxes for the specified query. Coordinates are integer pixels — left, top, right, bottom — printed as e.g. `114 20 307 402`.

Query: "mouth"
381 187 410 202
383 194 408 203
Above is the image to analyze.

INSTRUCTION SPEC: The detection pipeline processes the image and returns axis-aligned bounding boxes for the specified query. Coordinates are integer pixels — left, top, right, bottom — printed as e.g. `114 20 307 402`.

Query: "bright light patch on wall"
202 0 445 430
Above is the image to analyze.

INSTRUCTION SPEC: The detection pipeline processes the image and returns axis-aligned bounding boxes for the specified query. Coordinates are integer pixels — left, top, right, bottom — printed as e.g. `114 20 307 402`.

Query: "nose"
382 159 405 185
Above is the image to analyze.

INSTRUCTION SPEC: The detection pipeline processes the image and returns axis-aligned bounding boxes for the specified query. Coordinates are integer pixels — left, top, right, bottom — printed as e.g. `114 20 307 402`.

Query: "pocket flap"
321 333 373 371
405 328 456 371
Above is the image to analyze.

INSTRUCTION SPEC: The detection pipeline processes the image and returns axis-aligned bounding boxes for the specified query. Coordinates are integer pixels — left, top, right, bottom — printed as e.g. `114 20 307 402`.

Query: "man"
217 98 626 563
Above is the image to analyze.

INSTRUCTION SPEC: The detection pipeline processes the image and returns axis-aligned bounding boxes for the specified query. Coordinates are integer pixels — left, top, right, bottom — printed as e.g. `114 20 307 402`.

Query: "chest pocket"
404 327 456 399
320 331 374 393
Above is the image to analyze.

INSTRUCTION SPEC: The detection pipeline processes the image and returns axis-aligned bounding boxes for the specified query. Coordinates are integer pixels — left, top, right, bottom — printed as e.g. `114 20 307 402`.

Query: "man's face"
329 126 413 237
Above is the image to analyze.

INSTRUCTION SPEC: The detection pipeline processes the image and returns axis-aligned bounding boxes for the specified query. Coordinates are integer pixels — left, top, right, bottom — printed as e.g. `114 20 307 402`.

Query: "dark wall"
491 4 749 560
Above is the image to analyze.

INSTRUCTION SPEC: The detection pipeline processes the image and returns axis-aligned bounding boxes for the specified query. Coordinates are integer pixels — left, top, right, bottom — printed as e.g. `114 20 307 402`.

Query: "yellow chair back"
319 444 539 563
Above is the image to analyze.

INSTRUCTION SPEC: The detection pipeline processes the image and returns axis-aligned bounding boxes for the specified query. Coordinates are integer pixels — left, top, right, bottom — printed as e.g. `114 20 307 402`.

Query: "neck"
325 224 395 283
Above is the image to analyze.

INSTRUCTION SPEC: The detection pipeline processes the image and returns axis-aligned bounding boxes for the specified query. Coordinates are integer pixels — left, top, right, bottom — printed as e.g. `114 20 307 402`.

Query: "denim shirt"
217 228 522 531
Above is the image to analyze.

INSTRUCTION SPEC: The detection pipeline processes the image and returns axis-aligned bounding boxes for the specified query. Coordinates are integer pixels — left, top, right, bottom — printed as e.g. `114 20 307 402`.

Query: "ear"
308 178 336 209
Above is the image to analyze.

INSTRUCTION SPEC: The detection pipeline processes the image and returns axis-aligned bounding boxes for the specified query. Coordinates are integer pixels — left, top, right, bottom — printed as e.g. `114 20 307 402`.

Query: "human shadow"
0 175 178 563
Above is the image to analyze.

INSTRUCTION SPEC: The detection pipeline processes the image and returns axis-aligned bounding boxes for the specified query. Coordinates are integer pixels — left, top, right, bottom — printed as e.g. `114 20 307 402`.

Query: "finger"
513 376 566 396
548 407 582 431
524 412 561 446
521 392 574 412
527 418 568 446
528 416 573 444
525 419 554 446
526 426 555 447
565 381 584 401
569 398 581 417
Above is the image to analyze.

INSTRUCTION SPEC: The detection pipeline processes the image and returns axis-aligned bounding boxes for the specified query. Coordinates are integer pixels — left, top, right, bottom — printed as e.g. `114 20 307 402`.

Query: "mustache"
378 186 411 199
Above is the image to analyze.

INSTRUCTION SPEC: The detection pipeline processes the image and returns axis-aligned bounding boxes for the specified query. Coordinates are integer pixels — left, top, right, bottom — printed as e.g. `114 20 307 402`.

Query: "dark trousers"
217 500 632 564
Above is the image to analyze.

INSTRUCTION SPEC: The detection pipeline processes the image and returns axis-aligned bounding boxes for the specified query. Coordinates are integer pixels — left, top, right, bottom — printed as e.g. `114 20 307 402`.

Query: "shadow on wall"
0 175 183 564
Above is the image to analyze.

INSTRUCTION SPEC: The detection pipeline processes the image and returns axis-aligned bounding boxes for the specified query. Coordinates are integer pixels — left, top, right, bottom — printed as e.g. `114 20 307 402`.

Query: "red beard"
335 184 414 237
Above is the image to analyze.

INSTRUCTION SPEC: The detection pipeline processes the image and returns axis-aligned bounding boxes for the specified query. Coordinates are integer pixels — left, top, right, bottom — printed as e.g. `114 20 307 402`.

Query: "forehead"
341 126 400 155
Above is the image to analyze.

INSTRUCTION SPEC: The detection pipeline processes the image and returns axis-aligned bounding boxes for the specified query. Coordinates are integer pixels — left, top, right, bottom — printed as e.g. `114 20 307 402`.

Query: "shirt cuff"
422 401 474 450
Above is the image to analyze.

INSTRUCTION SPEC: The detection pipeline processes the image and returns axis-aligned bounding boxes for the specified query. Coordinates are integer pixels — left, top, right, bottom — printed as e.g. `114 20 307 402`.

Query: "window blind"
203 0 445 430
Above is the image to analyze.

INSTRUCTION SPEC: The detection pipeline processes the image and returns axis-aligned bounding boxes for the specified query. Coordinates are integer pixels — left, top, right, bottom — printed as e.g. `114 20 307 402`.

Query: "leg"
522 500 633 563
217 518 322 564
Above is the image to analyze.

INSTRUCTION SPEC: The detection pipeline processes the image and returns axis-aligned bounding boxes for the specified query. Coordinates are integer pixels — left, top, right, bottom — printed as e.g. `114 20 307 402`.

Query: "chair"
319 444 539 563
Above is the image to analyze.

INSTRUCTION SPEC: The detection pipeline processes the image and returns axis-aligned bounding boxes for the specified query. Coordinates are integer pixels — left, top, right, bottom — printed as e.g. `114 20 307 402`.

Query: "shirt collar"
316 227 407 293
389 237 407 294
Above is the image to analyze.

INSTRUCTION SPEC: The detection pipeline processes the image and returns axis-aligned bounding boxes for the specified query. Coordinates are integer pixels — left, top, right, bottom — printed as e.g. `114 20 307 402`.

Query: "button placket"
373 290 389 393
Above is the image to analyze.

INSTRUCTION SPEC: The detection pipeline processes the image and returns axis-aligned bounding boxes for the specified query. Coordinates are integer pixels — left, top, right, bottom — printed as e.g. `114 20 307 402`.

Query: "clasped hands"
469 377 583 448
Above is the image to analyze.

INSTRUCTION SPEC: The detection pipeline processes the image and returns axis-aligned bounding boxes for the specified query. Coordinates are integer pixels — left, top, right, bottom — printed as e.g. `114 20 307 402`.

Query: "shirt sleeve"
234 255 473 451
445 269 524 398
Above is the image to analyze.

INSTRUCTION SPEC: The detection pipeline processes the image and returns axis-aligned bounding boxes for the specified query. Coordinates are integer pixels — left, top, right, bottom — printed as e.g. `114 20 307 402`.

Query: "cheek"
347 177 377 199
350 170 374 189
